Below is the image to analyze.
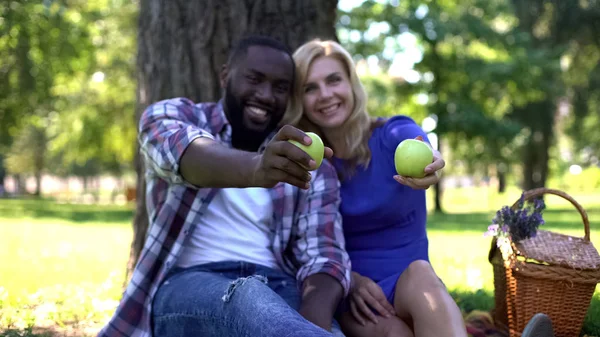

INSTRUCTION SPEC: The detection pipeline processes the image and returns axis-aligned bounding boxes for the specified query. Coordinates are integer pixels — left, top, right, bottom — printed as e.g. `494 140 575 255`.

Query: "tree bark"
433 137 444 213
126 0 340 281
428 38 444 214
14 174 23 195
497 169 506 194
510 1 561 193
0 155 6 193
34 172 42 196
519 100 554 191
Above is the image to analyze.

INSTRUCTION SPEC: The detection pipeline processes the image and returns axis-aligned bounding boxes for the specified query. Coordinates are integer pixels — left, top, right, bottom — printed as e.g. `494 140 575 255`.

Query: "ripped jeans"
152 261 344 337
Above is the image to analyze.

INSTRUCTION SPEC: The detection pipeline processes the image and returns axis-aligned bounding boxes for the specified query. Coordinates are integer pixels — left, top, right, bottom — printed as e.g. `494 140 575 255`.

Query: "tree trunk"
0 155 5 192
427 37 444 214
34 172 42 196
433 137 444 213
510 1 560 193
83 176 89 193
497 170 506 194
520 100 554 191
126 0 340 281
433 181 443 213
14 174 23 195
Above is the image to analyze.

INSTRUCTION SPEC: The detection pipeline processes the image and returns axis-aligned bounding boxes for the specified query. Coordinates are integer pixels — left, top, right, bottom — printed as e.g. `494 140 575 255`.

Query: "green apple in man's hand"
394 137 433 178
288 132 324 171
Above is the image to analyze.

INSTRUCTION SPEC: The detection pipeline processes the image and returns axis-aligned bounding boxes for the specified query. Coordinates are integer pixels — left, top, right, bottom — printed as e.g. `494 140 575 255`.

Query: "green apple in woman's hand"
394 138 433 178
288 132 324 170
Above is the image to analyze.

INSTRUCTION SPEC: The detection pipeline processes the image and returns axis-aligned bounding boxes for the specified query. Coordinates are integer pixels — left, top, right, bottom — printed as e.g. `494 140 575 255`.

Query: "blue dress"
332 116 430 305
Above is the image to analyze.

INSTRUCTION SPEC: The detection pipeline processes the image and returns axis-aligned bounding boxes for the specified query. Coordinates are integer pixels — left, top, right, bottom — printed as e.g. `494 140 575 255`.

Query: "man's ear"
219 64 228 89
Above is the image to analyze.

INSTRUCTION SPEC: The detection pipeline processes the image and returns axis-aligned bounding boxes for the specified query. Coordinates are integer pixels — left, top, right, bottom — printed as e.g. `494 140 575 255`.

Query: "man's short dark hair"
227 34 294 68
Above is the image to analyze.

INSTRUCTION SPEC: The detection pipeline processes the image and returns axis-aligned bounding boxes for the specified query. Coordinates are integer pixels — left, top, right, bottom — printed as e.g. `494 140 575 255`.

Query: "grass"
1 187 599 336
0 200 132 337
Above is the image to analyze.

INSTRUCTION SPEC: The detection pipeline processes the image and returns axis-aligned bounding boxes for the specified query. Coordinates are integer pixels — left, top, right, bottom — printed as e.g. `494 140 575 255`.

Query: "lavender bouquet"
484 192 546 254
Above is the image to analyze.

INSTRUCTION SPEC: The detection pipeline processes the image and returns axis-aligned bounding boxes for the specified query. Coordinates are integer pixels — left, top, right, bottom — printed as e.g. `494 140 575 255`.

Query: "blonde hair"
283 39 372 177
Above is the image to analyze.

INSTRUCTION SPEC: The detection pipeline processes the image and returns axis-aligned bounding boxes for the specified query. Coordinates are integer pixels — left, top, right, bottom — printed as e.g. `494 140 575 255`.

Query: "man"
98 35 351 337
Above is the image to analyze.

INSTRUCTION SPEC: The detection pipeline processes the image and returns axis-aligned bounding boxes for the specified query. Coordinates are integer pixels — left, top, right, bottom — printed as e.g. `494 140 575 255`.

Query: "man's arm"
180 127 324 189
292 161 352 331
139 98 316 189
179 137 260 188
299 273 344 331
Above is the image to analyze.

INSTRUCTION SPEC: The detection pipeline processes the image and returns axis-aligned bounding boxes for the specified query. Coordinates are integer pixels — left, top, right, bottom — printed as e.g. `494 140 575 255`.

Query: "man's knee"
220 275 296 316
221 274 268 303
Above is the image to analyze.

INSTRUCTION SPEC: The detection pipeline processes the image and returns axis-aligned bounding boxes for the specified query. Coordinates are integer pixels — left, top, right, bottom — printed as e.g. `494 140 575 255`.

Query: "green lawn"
1 187 599 336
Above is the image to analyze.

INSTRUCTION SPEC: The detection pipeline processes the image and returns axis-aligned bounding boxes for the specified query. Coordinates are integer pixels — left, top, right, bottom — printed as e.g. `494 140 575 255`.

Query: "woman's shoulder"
372 115 428 150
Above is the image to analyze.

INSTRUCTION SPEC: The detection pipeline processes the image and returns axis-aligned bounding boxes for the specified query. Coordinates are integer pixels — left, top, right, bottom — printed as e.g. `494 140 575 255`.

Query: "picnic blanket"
465 310 509 337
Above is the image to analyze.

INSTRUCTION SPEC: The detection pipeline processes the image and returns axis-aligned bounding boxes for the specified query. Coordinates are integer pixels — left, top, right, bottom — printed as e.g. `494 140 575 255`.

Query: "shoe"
521 313 555 337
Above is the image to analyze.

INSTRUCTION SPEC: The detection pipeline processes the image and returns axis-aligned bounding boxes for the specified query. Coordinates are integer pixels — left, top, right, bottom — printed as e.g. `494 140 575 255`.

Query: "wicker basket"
488 188 600 337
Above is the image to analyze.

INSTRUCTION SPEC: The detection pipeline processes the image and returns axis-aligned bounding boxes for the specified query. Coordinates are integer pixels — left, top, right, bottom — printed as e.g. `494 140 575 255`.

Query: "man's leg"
152 263 334 337
256 265 346 336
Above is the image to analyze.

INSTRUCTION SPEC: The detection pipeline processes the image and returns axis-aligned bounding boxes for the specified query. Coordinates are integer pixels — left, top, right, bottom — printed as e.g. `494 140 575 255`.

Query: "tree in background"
0 0 138 194
338 0 527 211
128 0 341 277
0 1 93 194
337 0 600 209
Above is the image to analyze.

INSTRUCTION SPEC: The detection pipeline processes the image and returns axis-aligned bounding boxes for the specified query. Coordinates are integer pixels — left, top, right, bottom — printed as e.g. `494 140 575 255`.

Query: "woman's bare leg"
393 260 467 337
339 311 414 337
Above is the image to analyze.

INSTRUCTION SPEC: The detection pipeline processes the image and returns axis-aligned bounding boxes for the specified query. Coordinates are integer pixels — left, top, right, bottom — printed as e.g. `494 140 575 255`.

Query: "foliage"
337 0 600 186
0 1 92 150
564 44 600 165
0 0 138 179
47 0 138 176
360 75 429 121
4 119 46 176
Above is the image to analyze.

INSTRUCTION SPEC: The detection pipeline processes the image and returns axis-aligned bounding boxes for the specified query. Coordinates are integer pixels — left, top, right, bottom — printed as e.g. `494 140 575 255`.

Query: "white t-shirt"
176 187 279 269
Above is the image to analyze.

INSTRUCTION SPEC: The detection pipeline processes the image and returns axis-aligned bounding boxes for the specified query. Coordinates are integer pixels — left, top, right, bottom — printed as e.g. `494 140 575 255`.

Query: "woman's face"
301 56 354 130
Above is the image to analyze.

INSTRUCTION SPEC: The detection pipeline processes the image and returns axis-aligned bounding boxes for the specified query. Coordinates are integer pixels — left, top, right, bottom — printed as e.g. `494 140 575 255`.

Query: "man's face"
222 45 294 141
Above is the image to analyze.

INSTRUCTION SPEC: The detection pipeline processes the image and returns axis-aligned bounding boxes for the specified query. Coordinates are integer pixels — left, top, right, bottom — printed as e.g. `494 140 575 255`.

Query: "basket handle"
511 188 590 242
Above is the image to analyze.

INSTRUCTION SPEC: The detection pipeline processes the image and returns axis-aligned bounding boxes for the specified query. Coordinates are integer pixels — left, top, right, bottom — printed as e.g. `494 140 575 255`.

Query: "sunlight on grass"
1 186 599 336
0 215 131 336
0 219 131 303
426 186 600 214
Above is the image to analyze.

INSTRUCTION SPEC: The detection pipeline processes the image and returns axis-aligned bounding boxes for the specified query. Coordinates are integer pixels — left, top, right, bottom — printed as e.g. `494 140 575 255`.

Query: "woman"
284 39 467 337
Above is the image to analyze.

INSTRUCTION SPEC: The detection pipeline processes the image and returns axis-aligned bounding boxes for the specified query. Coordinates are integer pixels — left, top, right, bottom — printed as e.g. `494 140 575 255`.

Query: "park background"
1 0 599 336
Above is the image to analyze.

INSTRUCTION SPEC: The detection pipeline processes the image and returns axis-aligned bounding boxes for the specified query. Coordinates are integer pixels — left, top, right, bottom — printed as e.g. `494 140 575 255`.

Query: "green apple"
288 132 324 170
394 139 433 178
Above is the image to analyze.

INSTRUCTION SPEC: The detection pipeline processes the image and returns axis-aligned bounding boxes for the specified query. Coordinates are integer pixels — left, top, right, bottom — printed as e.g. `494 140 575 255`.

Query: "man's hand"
349 272 396 326
393 135 445 190
252 125 333 190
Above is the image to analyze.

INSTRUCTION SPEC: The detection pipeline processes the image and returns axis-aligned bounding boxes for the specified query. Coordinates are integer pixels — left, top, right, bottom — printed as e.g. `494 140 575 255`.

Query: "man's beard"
223 86 279 152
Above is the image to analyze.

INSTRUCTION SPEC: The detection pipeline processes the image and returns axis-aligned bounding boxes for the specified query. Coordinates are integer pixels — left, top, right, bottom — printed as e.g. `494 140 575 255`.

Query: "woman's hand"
349 272 396 326
394 135 445 190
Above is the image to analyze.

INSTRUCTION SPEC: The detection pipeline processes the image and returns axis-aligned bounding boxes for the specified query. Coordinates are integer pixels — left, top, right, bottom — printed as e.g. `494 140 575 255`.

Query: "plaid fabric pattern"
97 97 351 337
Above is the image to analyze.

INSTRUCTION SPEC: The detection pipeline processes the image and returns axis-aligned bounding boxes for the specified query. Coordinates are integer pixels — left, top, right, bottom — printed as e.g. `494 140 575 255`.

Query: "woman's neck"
324 127 351 159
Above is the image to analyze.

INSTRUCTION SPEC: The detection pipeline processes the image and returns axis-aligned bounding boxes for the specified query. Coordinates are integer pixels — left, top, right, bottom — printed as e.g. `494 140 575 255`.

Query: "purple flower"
484 192 545 242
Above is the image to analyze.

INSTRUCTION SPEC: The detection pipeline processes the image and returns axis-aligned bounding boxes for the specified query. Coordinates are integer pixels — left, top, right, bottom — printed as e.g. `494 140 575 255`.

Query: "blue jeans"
152 261 345 337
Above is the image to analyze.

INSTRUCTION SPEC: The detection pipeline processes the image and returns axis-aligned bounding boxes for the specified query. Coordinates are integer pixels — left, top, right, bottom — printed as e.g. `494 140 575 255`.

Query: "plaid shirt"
98 97 351 337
